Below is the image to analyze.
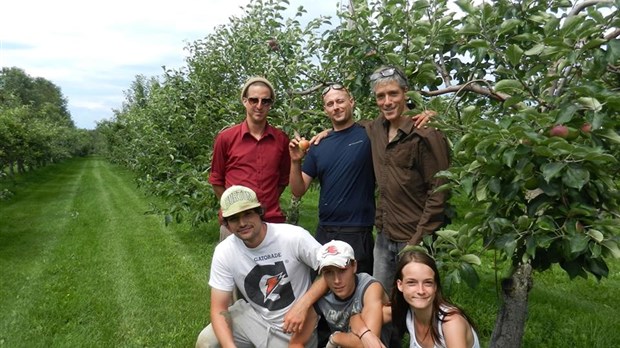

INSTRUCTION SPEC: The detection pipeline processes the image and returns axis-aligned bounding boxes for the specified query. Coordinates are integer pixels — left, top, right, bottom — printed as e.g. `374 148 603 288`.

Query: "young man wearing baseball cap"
195 185 322 348
314 240 391 348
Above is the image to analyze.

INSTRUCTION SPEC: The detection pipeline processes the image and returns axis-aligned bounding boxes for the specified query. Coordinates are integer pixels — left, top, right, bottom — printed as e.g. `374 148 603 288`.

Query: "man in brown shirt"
365 66 451 294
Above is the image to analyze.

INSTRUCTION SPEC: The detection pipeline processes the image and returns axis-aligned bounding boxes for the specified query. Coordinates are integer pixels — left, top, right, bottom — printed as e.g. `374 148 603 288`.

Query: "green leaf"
577 97 602 111
569 234 589 254
587 229 604 243
475 178 488 201
524 44 544 55
506 44 524 66
602 240 620 258
498 19 522 35
455 0 476 14
502 149 516 167
466 39 489 48
460 254 481 265
582 38 607 50
561 14 585 35
597 128 620 144
555 104 578 124
560 259 588 279
495 234 518 259
537 215 556 231
458 262 479 288
494 79 523 93
586 258 609 279
562 165 590 190
541 162 566 183
436 230 458 244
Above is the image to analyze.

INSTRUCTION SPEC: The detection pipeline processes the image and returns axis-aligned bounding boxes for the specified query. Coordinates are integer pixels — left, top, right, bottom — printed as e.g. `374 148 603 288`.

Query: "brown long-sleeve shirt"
365 116 450 244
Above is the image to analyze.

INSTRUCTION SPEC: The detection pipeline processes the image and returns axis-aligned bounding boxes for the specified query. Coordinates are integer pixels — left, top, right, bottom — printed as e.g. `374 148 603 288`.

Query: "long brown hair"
390 250 473 347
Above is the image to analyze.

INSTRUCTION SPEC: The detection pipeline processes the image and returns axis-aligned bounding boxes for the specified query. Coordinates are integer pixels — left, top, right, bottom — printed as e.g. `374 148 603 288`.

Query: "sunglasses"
321 83 346 97
246 97 273 106
369 67 405 82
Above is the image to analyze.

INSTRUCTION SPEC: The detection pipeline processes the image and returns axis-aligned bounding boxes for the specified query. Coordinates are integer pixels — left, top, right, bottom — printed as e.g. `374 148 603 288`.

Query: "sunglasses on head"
321 83 346 97
246 97 273 106
369 67 405 82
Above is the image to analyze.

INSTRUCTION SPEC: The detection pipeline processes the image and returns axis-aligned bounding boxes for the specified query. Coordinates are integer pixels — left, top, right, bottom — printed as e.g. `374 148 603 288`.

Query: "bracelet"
358 329 371 339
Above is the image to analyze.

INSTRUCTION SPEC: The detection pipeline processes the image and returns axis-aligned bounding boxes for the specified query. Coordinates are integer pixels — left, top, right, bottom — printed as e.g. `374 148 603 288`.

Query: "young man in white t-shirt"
195 185 322 348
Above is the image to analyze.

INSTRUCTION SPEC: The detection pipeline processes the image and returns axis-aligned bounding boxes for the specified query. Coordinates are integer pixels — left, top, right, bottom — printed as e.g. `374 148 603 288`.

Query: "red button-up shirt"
209 121 290 222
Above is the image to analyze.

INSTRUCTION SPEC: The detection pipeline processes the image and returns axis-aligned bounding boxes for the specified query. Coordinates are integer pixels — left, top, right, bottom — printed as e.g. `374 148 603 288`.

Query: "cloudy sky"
1 0 340 129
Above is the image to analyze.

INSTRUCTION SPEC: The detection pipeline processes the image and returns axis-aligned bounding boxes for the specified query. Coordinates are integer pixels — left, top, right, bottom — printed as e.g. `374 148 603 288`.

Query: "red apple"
580 122 592 133
267 38 280 51
549 124 569 138
298 139 310 151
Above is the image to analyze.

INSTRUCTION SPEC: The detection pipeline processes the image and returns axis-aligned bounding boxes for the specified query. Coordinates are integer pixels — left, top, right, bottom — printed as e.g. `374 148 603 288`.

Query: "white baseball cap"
317 240 355 273
220 185 262 218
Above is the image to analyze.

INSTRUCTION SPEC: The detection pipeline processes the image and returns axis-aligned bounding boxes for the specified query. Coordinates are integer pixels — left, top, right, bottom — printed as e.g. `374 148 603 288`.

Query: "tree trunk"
286 196 301 225
17 159 26 174
490 262 533 348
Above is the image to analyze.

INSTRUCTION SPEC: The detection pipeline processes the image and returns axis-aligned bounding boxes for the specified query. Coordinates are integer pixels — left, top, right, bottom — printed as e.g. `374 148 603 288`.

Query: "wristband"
358 329 371 339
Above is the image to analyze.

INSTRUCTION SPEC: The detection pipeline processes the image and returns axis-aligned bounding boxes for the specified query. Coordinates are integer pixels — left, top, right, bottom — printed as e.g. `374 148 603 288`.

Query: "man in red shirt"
209 77 291 238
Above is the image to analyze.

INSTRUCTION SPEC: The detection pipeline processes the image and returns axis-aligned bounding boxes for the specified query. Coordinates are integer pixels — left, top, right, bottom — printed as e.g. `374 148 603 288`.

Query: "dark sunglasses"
321 83 346 97
246 97 273 106
369 67 405 82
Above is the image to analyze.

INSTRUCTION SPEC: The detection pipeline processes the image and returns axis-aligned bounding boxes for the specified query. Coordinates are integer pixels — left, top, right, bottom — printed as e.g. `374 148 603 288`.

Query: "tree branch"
436 55 452 87
569 0 614 16
290 82 339 96
419 82 510 101
605 28 620 40
549 0 616 97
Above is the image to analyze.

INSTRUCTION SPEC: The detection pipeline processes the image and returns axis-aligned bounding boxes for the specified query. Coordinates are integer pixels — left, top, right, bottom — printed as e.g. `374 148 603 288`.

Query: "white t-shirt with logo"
209 222 321 327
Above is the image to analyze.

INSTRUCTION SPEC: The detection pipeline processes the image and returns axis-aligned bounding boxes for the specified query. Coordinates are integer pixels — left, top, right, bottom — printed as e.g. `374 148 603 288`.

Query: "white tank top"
406 306 480 348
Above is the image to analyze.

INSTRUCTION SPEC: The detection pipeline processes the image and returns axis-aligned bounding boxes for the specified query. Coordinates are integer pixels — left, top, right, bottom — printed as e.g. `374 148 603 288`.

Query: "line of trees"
0 67 94 179
96 0 619 346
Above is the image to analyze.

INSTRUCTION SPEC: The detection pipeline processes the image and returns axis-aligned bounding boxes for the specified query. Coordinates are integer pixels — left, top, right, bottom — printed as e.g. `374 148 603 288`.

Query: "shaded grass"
1 157 618 347
445 255 620 347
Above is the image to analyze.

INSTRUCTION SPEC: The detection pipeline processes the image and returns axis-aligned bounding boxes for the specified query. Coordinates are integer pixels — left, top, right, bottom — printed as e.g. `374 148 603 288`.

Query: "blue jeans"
373 231 407 296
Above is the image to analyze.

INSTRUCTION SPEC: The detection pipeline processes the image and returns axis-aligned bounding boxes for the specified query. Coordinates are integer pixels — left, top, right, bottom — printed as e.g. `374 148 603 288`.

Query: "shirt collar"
380 115 416 135
240 120 275 138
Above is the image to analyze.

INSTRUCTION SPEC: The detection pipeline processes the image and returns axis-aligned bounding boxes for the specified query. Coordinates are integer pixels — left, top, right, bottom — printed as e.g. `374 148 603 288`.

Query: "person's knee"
196 325 220 348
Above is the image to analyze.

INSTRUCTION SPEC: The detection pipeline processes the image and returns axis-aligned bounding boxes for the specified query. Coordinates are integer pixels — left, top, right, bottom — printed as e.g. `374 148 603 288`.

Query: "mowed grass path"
0 157 217 347
2 157 619 347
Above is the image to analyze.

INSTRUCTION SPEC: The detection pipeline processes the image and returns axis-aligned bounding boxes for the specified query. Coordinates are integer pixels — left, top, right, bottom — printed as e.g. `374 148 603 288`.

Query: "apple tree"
314 0 619 346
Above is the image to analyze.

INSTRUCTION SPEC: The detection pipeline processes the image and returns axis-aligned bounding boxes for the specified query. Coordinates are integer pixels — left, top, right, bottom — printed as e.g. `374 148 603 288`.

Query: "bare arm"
283 275 328 333
288 307 318 348
288 138 313 198
350 283 388 348
212 184 225 199
210 288 236 348
442 312 474 348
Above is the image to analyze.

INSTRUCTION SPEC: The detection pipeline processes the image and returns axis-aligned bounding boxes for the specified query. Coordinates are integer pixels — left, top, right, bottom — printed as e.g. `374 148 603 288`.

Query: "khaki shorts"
195 299 317 348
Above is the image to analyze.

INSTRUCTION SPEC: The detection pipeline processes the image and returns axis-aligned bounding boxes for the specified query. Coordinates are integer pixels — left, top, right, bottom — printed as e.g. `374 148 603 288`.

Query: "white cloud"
3 0 339 129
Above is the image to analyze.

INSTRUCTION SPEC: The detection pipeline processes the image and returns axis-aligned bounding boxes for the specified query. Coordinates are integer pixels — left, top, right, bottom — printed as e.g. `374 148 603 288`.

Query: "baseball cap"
240 76 275 102
317 240 355 273
220 185 262 218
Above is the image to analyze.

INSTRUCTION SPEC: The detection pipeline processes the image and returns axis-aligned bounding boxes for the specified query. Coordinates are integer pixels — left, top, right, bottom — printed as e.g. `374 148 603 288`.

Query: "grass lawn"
1 157 618 347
